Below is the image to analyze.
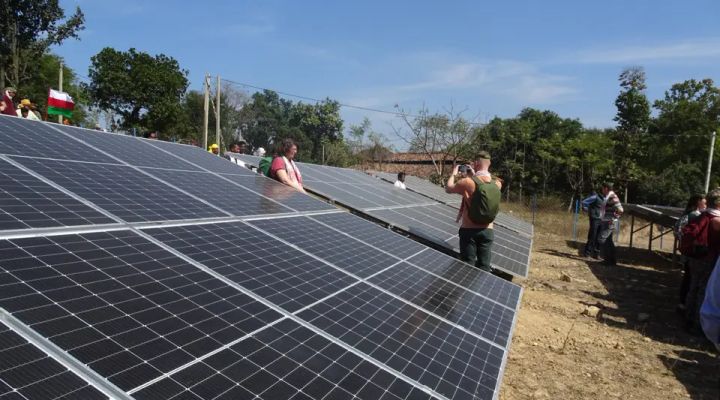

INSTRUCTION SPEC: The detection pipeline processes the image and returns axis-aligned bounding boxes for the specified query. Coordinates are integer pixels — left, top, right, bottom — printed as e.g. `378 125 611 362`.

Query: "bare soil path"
499 212 719 400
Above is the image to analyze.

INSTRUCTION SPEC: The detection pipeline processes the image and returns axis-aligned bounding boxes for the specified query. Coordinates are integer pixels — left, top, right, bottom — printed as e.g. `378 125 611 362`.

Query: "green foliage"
0 0 84 88
87 47 188 134
15 53 88 124
636 161 705 206
612 67 651 197
238 90 345 164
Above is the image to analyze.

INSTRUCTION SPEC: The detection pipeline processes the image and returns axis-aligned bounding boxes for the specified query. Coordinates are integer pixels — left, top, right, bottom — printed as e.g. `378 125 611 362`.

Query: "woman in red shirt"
269 138 306 193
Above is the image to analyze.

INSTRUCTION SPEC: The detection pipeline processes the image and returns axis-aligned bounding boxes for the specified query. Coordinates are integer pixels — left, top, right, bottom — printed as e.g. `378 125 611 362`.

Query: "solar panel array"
373 171 533 237
230 154 532 278
0 115 522 400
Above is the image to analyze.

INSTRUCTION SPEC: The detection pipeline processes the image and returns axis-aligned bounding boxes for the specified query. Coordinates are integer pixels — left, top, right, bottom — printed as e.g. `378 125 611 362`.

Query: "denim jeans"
584 218 602 257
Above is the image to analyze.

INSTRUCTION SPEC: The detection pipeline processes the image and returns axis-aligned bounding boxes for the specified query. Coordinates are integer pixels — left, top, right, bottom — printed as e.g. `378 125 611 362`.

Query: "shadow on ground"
539 241 719 400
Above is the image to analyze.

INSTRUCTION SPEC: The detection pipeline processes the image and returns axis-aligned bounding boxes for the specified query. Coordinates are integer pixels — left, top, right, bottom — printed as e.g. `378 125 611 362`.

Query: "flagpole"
58 62 63 124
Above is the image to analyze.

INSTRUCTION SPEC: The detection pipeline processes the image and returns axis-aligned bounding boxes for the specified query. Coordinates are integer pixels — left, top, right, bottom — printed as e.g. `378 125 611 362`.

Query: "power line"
221 78 468 122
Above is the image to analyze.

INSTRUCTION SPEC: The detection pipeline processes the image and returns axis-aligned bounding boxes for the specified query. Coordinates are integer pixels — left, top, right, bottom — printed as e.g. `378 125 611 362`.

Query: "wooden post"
202 73 209 151
629 215 635 248
648 223 653 251
58 62 63 124
215 74 221 156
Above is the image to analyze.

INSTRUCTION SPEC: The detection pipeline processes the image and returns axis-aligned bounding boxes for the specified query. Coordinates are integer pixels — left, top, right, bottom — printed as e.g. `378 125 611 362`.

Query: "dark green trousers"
459 227 494 272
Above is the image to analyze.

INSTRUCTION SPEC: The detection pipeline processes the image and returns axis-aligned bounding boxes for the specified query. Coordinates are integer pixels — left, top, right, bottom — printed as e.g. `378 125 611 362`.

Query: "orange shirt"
447 175 502 229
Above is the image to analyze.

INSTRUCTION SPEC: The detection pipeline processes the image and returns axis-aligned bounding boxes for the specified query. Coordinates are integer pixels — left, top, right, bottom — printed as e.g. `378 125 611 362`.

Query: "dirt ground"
499 208 719 400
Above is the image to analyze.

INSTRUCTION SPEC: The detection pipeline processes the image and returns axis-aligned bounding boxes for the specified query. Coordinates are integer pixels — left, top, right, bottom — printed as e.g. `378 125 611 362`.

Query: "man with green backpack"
445 151 502 272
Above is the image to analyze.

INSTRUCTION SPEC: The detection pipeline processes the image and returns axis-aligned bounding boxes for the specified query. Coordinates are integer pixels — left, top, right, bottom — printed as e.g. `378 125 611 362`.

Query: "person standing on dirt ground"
582 190 602 259
597 183 623 266
686 188 720 333
675 194 707 314
445 151 502 272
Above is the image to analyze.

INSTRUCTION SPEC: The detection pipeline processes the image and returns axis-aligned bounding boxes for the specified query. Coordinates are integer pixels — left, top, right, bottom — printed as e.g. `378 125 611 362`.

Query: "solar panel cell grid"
0 230 282 392
145 140 256 175
218 174 336 212
55 126 203 171
310 212 428 259
0 322 108 400
0 158 116 230
12 157 225 223
0 116 115 164
133 318 439 400
368 262 515 348
407 251 522 310
298 283 504 400
248 216 403 278
143 168 293 216
143 222 359 313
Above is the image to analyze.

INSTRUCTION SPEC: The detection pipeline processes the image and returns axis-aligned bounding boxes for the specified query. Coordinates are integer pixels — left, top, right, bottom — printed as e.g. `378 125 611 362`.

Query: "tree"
87 47 189 134
175 84 249 148
392 105 477 176
0 1 84 88
613 67 651 201
21 53 89 124
647 78 720 203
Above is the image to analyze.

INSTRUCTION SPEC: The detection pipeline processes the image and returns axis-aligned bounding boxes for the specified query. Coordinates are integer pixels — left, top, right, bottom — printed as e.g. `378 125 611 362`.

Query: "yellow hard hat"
208 144 219 152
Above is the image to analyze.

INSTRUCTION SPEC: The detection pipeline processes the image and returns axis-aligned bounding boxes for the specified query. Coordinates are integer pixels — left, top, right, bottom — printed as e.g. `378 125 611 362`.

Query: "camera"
458 164 471 173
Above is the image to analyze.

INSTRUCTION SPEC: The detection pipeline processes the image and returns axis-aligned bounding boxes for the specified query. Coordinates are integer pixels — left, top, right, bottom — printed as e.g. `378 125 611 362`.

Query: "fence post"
572 199 579 243
629 215 635 248
532 194 537 226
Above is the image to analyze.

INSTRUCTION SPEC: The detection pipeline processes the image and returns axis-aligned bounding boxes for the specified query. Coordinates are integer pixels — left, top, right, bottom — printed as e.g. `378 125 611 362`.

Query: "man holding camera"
445 151 502 272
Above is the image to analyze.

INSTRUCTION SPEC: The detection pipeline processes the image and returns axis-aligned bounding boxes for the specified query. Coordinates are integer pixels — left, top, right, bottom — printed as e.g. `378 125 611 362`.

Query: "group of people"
1 87 42 120
579 185 719 349
671 191 720 350
582 184 624 266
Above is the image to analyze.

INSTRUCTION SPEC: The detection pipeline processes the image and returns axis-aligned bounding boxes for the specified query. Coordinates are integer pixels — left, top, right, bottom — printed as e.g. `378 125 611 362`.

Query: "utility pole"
202 73 209 151
215 75 221 156
705 130 716 193
58 62 63 124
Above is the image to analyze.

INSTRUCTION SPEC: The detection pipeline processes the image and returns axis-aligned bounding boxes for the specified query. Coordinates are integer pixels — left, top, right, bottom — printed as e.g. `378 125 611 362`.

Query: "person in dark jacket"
582 190 602 259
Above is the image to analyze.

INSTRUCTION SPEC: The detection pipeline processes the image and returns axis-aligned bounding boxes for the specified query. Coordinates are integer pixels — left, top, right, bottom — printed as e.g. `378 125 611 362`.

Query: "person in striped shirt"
596 183 623 266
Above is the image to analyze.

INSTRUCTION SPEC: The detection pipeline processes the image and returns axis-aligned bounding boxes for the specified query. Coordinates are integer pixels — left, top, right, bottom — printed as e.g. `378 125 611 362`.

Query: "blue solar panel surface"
0 118 523 400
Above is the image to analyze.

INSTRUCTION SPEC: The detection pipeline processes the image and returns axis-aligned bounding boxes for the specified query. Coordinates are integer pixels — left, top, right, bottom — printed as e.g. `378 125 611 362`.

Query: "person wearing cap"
0 87 17 116
209 143 219 155
445 151 502 272
16 99 40 121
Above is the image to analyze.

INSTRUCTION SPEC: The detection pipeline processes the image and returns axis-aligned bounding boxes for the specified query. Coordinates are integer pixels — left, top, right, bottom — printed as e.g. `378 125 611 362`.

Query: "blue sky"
58 0 720 147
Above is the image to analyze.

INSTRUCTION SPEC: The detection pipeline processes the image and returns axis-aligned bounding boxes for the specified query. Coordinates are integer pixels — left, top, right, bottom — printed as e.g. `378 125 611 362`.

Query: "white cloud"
576 38 720 63
345 58 578 109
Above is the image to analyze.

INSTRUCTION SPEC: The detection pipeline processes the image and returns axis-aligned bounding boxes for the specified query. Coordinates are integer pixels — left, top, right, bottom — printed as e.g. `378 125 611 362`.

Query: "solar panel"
55 125 203 171
0 115 115 163
145 140 255 175
142 168 294 216
143 222 358 313
297 283 505 400
132 318 437 400
218 174 336 212
407 250 522 310
374 172 534 237
12 157 226 222
0 320 108 400
0 119 524 400
0 158 116 230
227 155 531 277
366 206 532 278
247 216 402 278
0 230 282 392
310 212 428 259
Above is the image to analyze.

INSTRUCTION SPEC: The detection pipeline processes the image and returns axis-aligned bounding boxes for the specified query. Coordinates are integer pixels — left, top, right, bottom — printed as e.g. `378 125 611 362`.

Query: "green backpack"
467 176 501 224
258 156 274 177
